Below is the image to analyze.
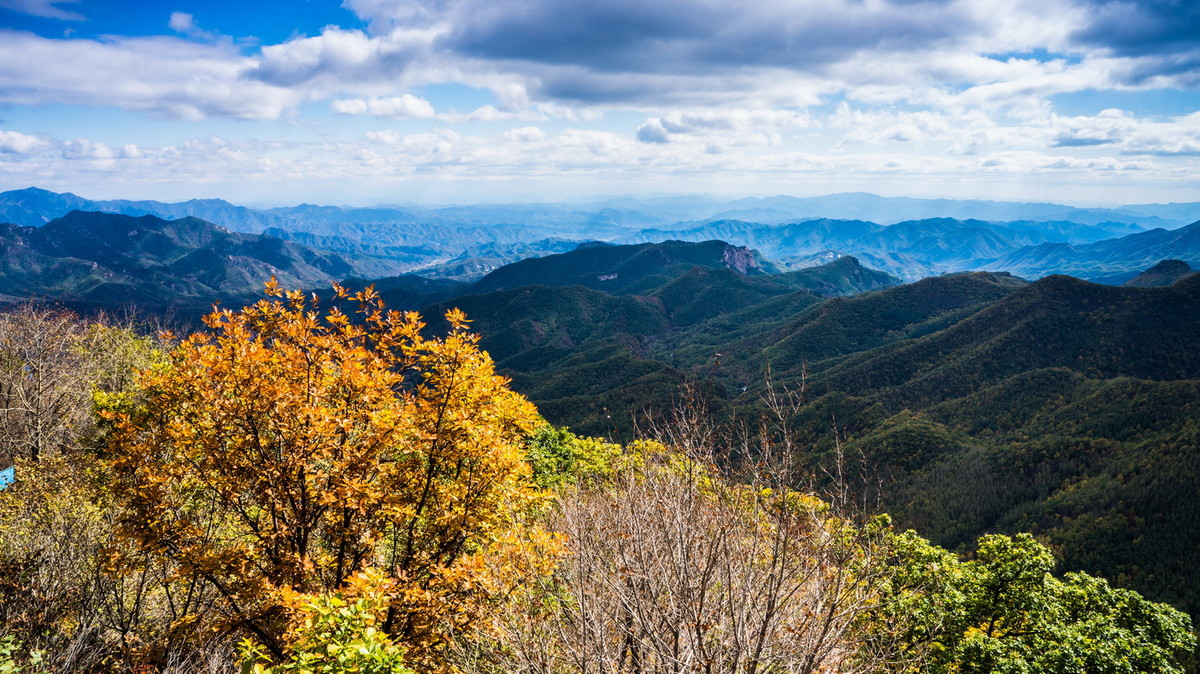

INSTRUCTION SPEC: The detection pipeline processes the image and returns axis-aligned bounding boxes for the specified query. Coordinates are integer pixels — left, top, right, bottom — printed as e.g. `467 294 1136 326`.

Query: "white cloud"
0 0 1198 203
168 12 196 33
0 129 54 154
331 94 436 118
248 26 435 90
0 30 299 120
636 120 670 144
168 11 219 42
61 138 115 159
503 126 546 143
1 123 1196 206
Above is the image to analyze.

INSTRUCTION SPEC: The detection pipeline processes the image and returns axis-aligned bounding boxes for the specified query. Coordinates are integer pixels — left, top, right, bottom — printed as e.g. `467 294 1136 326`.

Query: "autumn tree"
103 282 555 668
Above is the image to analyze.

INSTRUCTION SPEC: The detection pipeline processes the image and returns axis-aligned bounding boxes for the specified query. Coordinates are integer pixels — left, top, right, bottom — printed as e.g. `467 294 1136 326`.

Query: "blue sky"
0 0 1198 205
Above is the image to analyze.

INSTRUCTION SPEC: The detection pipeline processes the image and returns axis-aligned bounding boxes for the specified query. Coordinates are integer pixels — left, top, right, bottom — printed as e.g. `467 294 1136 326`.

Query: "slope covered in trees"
0 291 1192 673
0 211 408 312
388 249 1200 634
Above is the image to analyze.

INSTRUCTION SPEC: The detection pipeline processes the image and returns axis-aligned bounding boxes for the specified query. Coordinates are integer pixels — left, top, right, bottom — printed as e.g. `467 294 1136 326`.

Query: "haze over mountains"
4 187 1200 284
0 210 409 311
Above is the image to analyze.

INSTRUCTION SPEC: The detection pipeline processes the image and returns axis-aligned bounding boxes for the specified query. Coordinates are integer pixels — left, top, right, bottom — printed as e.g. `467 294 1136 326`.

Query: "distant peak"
1144 259 1192 273
1123 259 1195 288
574 240 611 250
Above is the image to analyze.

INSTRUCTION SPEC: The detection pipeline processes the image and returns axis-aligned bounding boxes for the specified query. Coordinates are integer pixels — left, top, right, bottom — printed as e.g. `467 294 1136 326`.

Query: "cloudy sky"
0 0 1198 205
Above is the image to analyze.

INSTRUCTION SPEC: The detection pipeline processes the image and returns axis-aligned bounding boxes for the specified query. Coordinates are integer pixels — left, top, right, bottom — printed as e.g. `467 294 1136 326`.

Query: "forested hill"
434 257 1200 626
464 239 779 295
0 210 408 311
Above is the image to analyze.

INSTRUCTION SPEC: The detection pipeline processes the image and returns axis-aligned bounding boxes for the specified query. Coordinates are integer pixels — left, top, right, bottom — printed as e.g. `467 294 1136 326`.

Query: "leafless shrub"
0 306 224 671
0 306 96 464
461 378 900 674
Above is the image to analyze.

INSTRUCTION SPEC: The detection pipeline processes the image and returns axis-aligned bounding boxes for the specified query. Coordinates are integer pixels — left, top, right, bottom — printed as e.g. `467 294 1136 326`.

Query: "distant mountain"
982 220 1200 279
0 187 103 226
0 187 283 232
4 187 1195 283
1000 219 1146 243
696 192 1182 228
622 218 1062 281
1113 201 1200 225
465 239 780 295
407 238 591 282
1122 260 1195 288
0 210 402 311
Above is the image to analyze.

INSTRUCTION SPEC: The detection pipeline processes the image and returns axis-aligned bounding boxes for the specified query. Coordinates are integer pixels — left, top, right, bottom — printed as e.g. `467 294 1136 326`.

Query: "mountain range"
0 210 407 312
5 187 1200 283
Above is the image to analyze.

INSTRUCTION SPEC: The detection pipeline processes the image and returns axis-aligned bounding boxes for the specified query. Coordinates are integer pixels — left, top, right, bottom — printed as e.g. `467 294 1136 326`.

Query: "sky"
0 0 1198 206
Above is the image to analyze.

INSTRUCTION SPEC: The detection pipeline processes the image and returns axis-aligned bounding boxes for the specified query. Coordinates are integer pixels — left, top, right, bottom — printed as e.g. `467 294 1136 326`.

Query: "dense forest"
0 282 1195 672
404 244 1200 640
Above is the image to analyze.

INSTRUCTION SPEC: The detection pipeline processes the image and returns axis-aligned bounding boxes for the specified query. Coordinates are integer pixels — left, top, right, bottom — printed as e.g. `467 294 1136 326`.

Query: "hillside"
412 247 897 432
419 257 1200 624
465 240 780 295
1123 259 1195 287
0 210 405 310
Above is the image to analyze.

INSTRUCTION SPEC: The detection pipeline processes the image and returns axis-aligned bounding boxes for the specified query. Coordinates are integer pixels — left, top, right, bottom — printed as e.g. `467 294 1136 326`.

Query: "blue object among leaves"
0 466 13 491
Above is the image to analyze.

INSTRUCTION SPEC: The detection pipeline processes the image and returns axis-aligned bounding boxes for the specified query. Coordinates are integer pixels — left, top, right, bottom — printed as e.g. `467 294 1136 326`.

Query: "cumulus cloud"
168 11 219 41
636 120 670 144
247 26 434 89
329 0 1103 108
363 0 982 74
331 94 436 118
0 30 299 120
1071 0 1200 57
0 129 54 154
503 126 546 143
1 0 1199 203
0 121 1195 206
4 0 1197 125
61 138 116 159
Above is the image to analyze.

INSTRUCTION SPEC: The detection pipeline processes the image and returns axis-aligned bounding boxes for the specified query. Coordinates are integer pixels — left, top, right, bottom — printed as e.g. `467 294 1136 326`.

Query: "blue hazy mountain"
4 187 1199 283
0 210 406 310
981 220 1200 279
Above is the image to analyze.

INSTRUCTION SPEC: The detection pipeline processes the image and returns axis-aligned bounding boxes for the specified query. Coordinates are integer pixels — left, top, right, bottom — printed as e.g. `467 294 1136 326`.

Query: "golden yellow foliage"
103 282 550 667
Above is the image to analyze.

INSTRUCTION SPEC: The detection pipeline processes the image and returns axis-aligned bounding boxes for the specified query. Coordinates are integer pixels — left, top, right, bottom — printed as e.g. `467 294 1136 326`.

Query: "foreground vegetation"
0 289 1193 672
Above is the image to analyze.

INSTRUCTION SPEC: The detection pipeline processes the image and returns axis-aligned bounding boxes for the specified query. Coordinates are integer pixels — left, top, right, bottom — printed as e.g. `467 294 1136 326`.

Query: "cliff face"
720 244 761 273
